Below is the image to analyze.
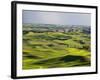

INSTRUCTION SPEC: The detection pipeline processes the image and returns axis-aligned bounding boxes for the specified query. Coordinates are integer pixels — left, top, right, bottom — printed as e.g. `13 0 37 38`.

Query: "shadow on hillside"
32 55 89 65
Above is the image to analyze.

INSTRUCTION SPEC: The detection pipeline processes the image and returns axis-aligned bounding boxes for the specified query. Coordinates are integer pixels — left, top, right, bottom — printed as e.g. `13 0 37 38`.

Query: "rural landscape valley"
22 24 91 70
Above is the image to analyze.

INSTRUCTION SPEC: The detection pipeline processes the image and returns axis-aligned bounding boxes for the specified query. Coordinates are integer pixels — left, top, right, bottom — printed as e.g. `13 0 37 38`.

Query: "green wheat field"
22 24 91 70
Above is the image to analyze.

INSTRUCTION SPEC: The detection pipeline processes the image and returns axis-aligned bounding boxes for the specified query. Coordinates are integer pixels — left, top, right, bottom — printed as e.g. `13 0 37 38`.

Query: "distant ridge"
23 23 90 28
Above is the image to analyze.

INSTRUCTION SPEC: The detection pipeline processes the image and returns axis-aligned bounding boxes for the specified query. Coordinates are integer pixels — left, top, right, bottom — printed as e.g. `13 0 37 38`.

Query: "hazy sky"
22 10 91 26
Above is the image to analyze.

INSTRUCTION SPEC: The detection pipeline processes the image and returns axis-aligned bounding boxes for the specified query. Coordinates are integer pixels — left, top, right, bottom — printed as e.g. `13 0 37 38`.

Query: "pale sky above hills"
22 10 91 26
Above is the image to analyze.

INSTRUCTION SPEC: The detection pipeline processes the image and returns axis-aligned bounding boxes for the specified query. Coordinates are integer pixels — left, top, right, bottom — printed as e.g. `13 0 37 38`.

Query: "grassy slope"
22 32 91 69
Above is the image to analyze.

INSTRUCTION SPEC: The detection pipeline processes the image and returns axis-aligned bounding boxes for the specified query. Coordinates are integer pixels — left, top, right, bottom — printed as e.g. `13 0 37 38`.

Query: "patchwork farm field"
22 24 91 70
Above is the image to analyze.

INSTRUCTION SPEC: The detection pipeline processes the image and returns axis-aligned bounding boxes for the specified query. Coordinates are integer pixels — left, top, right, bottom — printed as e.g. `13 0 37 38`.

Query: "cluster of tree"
23 23 91 34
